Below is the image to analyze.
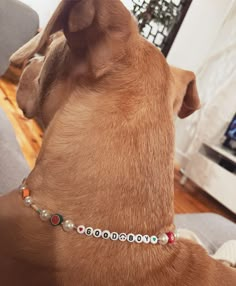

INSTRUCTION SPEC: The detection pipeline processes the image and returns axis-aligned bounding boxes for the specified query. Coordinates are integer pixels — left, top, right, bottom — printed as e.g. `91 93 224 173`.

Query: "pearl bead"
18 179 27 192
40 210 51 221
62 220 75 232
18 184 26 193
159 233 169 245
24 196 33 207
174 231 179 240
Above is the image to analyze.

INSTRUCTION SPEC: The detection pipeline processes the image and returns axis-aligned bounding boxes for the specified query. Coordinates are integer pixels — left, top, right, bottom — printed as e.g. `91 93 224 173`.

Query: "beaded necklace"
19 179 179 245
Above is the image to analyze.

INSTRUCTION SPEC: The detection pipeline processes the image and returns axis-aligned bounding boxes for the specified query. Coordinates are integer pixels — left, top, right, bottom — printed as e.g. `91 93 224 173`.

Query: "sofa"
0 0 39 76
0 107 30 194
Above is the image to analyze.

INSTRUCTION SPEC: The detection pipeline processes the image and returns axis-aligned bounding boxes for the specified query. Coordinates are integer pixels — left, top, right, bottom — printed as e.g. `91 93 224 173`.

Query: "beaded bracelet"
19 180 179 245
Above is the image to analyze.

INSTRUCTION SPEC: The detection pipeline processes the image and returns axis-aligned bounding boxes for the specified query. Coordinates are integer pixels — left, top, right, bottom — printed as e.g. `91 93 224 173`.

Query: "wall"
167 0 234 72
167 0 235 166
19 0 60 27
185 1 236 155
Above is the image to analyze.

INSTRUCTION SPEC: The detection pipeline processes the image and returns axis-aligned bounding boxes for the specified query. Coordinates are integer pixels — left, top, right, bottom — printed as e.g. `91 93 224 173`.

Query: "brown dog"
0 0 235 285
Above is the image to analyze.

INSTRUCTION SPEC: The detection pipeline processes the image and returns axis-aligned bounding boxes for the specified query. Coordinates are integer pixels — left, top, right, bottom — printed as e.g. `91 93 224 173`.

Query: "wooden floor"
0 77 235 222
0 78 42 169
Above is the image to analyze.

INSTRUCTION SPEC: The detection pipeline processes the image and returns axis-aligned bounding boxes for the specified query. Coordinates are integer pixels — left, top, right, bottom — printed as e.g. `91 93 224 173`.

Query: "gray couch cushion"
0 0 39 76
175 213 236 254
0 107 29 194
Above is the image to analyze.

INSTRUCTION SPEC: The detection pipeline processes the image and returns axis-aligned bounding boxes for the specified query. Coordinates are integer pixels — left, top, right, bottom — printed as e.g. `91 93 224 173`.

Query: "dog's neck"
27 68 175 236
27 166 175 236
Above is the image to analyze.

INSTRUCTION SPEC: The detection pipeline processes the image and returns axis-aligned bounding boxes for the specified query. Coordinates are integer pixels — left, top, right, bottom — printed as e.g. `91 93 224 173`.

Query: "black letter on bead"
112 233 118 240
137 235 142 242
104 232 108 238
128 235 134 242
86 229 92 235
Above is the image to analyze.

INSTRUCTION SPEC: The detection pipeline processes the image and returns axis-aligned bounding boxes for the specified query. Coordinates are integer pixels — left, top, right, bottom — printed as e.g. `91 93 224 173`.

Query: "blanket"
179 229 236 268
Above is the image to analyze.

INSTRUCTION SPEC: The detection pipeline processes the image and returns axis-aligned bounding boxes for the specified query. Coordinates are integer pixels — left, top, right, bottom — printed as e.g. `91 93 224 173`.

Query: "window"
132 0 192 56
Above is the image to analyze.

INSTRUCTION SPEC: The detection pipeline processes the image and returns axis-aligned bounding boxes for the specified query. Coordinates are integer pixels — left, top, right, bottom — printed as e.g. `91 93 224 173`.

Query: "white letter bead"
77 225 85 234
111 232 119 241
93 229 102 238
127 233 136 243
135 234 143 244
102 230 110 239
85 227 93 236
150 235 158 244
119 233 127 242
142 235 151 244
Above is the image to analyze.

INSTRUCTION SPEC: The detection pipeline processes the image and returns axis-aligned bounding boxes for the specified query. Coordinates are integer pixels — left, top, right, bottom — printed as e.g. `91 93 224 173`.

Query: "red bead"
50 214 63 226
166 232 175 244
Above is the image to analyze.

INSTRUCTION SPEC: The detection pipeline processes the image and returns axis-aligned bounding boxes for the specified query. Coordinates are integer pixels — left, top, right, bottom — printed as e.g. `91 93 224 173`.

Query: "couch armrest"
0 0 39 76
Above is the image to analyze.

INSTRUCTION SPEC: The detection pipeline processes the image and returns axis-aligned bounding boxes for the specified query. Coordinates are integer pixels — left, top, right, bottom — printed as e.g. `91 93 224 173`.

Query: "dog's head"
10 1 201 234
11 0 200 129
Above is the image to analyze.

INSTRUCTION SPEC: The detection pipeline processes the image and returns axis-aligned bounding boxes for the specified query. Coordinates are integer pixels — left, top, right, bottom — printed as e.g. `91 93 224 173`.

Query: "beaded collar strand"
19 180 179 245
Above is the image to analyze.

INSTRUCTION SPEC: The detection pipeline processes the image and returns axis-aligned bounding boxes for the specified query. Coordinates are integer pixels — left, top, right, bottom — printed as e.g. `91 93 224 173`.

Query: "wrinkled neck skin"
26 46 175 237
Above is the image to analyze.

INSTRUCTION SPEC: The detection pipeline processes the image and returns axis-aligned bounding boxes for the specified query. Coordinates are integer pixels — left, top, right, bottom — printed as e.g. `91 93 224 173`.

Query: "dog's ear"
67 0 95 32
63 0 133 78
171 67 201 119
10 1 65 65
16 58 43 118
10 0 133 77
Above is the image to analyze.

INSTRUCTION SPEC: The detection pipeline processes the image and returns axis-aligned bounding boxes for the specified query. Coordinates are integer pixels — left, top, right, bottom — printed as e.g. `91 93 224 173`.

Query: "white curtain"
175 1 236 167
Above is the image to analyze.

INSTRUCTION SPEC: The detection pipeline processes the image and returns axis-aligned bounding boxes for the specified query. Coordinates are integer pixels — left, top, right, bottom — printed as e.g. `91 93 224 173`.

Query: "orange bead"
22 188 30 199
